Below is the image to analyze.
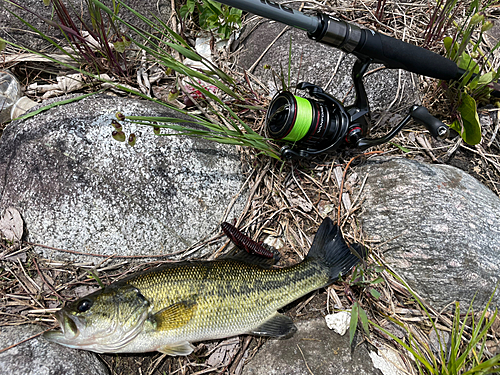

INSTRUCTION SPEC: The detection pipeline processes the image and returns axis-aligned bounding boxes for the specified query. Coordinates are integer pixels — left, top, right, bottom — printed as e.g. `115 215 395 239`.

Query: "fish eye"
77 299 93 313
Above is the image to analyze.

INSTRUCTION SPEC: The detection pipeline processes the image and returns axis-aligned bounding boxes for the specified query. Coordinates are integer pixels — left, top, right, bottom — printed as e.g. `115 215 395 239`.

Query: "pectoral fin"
248 313 296 338
154 299 197 331
158 341 194 356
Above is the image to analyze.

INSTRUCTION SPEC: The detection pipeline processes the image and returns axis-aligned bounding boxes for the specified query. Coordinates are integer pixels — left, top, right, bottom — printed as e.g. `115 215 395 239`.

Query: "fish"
44 217 363 356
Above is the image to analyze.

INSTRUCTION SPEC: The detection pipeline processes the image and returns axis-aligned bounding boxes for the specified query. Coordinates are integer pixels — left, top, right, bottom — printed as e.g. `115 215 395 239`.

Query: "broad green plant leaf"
369 288 381 299
458 52 480 74
113 36 131 53
478 71 494 85
443 36 458 59
450 93 482 145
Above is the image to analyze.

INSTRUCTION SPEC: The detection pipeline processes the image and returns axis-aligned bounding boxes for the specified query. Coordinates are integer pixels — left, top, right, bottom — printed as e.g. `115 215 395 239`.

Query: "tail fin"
306 218 365 282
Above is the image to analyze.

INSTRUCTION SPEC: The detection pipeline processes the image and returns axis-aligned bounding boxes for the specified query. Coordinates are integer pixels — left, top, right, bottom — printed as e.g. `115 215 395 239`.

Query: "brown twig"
24 241 185 259
296 344 315 375
0 326 55 354
32 258 65 301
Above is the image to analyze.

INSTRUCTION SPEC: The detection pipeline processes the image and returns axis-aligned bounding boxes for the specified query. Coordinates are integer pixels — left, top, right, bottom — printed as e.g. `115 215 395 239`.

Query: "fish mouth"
44 309 85 344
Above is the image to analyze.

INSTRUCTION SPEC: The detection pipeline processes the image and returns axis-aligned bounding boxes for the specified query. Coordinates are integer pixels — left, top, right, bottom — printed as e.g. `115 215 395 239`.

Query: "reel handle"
410 106 450 140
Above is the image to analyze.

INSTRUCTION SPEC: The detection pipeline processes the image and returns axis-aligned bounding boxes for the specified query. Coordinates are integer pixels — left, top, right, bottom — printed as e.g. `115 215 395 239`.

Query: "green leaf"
179 5 190 19
87 270 104 288
458 52 479 74
186 0 196 14
358 307 370 337
443 36 453 53
468 77 479 91
349 302 359 345
374 265 385 273
389 142 410 153
478 71 494 85
204 0 223 15
371 276 385 284
443 36 459 60
0 38 5 52
165 42 201 61
369 288 381 299
450 93 482 145
113 36 131 53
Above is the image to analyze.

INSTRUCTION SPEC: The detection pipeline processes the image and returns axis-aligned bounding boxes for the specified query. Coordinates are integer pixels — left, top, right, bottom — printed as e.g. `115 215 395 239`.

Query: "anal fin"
248 313 296 338
158 341 194 356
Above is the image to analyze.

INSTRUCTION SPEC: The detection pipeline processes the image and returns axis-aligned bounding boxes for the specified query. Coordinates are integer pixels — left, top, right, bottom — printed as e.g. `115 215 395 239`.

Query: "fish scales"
124 259 328 346
44 218 363 355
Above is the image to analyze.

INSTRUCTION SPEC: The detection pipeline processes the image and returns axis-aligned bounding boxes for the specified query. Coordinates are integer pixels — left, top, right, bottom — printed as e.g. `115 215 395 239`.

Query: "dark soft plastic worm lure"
221 222 275 259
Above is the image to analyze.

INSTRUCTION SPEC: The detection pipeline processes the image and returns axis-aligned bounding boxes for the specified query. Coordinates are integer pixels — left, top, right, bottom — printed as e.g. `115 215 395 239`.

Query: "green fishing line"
283 96 312 142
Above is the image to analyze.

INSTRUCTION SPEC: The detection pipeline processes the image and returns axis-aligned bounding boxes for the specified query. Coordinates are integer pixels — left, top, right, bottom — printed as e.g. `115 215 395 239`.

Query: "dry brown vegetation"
1 0 500 374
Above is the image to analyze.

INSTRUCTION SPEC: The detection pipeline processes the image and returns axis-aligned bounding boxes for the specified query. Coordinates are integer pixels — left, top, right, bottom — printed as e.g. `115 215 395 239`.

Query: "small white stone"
325 311 351 336
263 236 284 250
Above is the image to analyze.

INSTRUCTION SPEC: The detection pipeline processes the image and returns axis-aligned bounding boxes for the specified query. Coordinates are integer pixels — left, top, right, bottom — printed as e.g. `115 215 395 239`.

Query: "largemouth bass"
44 218 362 356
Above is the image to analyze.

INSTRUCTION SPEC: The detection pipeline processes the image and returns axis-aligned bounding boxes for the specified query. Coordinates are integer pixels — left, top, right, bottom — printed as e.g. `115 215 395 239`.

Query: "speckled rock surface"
0 325 108 375
353 157 500 309
242 318 382 375
0 95 247 259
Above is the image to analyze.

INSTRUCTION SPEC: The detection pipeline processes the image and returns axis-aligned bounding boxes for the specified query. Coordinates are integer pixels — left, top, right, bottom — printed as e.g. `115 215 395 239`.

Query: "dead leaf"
0 207 23 241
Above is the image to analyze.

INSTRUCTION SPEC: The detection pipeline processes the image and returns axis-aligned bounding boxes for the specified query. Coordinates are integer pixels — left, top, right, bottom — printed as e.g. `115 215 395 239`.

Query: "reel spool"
265 82 356 159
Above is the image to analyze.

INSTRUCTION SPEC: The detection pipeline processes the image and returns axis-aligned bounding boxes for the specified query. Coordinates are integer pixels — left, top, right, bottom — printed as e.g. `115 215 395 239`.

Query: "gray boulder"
0 95 247 259
353 157 500 309
242 318 382 375
0 325 108 375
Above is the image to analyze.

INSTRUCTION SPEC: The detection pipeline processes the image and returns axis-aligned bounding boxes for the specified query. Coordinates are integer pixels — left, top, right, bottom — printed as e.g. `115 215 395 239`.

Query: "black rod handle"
354 30 460 80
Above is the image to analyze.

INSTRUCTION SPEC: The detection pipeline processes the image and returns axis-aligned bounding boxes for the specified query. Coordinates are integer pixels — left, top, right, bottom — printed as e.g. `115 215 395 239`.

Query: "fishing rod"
215 0 498 159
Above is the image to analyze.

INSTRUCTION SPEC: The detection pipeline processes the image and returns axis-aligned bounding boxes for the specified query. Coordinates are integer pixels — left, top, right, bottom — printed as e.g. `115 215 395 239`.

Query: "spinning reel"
214 0 498 159
265 59 450 159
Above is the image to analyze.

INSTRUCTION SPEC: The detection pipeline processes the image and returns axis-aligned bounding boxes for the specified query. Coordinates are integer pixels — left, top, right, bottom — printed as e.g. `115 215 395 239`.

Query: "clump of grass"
3 0 280 159
371 272 500 374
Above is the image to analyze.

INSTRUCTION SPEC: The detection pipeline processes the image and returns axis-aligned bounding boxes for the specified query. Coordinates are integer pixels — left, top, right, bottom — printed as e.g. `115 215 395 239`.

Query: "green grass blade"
349 302 359 345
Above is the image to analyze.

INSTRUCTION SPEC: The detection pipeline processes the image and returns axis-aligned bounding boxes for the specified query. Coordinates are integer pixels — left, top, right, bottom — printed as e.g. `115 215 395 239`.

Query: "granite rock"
354 157 500 309
0 325 108 375
242 318 383 375
0 95 247 259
